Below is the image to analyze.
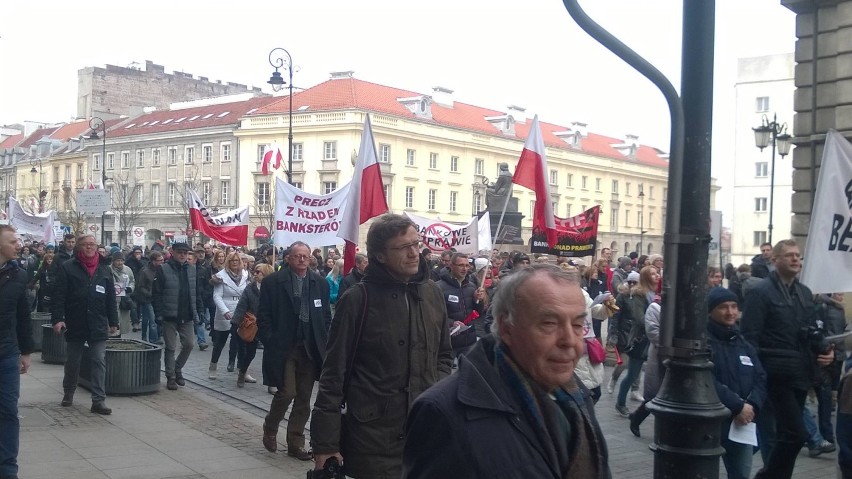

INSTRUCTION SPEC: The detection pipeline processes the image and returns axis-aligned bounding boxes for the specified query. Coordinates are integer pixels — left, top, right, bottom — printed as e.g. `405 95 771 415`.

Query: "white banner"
131 225 146 246
801 130 852 294
8 197 56 243
405 211 487 255
274 178 351 248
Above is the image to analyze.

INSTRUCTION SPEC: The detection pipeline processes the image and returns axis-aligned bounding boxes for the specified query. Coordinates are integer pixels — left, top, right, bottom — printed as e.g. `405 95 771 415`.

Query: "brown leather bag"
238 311 258 342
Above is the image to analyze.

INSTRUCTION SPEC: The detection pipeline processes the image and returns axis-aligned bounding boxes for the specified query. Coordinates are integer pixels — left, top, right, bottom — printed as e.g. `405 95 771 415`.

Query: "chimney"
330 71 354 80
432 86 454 108
506 105 527 124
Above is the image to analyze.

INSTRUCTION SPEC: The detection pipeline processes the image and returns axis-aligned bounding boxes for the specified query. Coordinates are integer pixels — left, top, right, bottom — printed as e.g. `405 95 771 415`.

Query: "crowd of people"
1 220 851 479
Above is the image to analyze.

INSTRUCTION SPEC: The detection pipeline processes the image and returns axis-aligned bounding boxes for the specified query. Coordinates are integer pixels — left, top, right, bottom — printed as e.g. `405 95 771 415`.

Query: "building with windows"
730 53 794 265
237 72 671 256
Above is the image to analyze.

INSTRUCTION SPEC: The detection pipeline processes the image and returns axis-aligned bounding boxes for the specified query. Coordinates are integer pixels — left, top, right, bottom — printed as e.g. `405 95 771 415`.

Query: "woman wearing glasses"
232 264 273 388
210 252 248 379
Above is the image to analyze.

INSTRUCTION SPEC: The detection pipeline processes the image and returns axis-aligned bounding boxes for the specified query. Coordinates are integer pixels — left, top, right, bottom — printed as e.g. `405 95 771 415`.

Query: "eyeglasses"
290 254 309 261
387 241 422 252
79 243 97 247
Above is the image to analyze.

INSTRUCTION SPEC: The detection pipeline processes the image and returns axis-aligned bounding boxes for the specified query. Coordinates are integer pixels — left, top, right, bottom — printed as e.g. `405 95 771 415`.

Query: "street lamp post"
267 47 295 185
638 188 645 254
29 158 46 213
88 117 109 246
752 114 792 245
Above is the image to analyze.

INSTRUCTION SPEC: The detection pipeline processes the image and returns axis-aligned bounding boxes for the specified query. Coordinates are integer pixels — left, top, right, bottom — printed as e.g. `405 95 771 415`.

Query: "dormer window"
397 96 433 119
613 134 640 160
485 114 516 136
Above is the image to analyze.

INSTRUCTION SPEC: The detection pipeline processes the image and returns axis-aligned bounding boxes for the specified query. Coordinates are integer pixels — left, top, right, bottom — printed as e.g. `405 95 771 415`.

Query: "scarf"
78 251 100 278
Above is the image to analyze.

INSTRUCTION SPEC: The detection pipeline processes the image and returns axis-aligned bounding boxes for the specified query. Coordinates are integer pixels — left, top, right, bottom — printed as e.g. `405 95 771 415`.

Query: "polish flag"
261 144 284 175
186 186 249 246
338 114 389 272
512 115 557 248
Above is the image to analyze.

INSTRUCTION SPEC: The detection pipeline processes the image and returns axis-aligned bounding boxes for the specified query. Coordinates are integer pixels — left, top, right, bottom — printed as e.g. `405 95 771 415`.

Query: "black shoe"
61 392 74 407
167 377 178 390
287 447 313 461
227 362 235 372
628 414 641 437
91 402 112 415
175 373 186 386
198 343 209 351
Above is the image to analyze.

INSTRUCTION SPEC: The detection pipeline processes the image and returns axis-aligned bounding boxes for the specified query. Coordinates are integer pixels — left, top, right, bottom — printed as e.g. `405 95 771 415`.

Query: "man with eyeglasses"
436 252 487 355
257 241 332 461
152 242 204 391
311 214 453 478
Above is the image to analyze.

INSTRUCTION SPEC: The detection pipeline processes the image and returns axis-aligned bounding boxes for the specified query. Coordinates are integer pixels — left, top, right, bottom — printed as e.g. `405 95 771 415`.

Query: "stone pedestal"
487 210 525 245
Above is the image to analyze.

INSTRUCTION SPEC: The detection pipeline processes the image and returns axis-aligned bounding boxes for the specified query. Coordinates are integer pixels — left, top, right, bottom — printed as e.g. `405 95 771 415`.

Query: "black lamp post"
638 188 646 254
267 47 294 185
29 158 46 213
752 114 792 245
88 117 109 245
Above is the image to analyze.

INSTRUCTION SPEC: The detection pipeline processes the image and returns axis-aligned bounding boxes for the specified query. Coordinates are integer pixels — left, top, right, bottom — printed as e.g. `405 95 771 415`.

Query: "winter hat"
111 251 125 262
626 271 641 283
707 287 737 313
618 257 632 269
109 245 121 256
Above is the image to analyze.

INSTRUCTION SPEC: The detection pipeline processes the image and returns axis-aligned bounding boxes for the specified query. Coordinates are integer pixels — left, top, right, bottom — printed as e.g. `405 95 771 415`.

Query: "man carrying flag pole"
512 115 558 249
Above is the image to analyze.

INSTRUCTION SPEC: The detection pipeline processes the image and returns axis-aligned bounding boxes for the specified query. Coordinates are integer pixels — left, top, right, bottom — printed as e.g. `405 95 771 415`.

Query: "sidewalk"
17 358 311 479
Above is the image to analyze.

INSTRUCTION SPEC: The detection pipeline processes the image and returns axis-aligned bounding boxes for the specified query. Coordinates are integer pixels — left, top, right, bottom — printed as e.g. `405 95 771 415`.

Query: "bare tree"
252 179 274 242
111 171 149 246
60 189 88 235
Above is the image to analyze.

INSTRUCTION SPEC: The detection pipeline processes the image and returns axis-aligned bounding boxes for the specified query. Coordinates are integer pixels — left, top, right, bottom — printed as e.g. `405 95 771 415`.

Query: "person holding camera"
740 239 835 479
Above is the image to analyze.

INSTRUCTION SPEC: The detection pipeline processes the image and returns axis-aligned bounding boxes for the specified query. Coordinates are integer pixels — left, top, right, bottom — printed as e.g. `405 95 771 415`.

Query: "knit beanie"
707 287 737 313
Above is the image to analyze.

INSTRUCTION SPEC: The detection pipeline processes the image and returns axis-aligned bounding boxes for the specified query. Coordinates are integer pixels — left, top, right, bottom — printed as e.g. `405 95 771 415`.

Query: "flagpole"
491 188 512 250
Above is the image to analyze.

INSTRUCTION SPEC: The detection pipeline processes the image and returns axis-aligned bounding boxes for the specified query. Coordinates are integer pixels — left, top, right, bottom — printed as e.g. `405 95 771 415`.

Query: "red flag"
339 114 389 272
261 145 284 175
186 186 249 245
512 115 557 248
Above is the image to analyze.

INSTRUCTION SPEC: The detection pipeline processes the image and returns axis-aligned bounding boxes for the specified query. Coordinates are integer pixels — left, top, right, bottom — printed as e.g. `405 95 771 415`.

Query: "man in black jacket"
0 225 33 479
750 242 773 279
51 234 118 415
741 239 835 479
436 253 487 352
193 247 212 351
337 252 368 300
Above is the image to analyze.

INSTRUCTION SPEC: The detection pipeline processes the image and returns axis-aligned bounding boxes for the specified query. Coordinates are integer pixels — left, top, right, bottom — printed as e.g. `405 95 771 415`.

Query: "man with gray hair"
402 263 610 478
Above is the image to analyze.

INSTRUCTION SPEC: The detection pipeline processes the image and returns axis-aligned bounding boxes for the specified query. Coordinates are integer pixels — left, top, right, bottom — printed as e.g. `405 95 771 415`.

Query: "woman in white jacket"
210 252 248 379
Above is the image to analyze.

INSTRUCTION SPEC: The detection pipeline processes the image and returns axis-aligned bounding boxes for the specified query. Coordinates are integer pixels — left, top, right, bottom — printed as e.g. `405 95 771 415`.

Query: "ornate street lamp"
88 117 109 245
29 158 46 213
267 47 295 185
752 114 792 245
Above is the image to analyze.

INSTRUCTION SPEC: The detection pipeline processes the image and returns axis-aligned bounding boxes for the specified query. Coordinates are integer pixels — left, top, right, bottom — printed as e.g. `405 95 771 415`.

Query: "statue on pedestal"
485 162 517 212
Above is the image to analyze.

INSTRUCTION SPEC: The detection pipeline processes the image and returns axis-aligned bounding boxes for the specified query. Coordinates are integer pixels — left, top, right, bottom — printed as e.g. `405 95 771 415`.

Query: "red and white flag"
261 144 284 175
338 114 389 271
512 115 557 248
186 186 249 246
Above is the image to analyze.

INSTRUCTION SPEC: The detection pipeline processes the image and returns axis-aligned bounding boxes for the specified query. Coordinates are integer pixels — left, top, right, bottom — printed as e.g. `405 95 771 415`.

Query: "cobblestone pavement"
17 330 841 478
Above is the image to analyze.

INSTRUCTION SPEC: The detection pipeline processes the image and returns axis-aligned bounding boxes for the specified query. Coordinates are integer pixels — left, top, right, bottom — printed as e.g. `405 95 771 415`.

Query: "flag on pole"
512 115 557 248
338 114 389 272
261 144 284 175
185 186 249 246
800 129 852 293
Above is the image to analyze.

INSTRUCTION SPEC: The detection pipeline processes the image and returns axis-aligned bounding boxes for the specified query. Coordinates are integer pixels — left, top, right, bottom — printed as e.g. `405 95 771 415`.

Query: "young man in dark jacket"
134 251 162 343
50 234 118 415
193 248 212 351
436 253 487 352
707 287 766 479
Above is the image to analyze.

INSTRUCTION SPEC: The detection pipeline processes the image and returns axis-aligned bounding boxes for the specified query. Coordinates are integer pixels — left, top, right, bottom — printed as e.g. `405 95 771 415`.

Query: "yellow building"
236 73 670 257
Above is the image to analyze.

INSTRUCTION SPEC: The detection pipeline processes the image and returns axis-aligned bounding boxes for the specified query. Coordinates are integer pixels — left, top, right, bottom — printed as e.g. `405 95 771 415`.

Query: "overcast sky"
1 0 796 222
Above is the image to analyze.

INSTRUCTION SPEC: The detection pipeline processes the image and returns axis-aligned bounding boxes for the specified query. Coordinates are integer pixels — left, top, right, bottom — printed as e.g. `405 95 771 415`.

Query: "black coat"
337 268 364 300
741 271 819 391
257 266 332 387
51 258 118 343
707 319 767 417
435 269 485 323
750 254 771 279
0 262 33 358
402 336 611 479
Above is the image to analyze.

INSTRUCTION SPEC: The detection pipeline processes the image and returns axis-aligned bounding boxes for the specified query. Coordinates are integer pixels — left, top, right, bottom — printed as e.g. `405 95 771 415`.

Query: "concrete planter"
79 338 162 395
40 324 67 364
29 312 52 351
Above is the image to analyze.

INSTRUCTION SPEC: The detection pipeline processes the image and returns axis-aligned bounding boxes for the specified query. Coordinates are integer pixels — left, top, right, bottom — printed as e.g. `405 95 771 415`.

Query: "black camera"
801 326 831 355
306 457 344 479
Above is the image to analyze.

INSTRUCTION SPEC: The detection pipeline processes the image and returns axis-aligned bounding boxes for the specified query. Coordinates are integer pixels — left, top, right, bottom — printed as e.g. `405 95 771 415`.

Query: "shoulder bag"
238 311 258 342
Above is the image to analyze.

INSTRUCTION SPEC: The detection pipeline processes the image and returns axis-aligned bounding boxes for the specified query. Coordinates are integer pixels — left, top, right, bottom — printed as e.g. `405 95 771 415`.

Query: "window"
753 231 767 246
257 182 270 207
566 203 572 217
121 152 129 169
625 210 630 227
257 144 269 163
152 149 161 166
474 193 482 213
379 144 391 163
220 180 230 205
595 178 602 191
383 184 391 203
151 184 159 206
293 182 303 190
649 186 655 199
323 182 338 194
754 197 768 212
137 186 145 205
168 183 177 206
612 180 619 193
637 211 642 227
756 96 769 112
530 200 536 217
292 143 303 161
567 173 573 187
168 148 177 165
429 153 438 169
202 182 211 205
549 170 558 186
406 149 416 166
77 164 84 181
610 209 618 228
581 176 588 189
475 158 484 175
324 141 337 160
93 153 102 170
755 162 768 177
648 212 654 230
203 145 212 163
221 143 231 162
53 165 59 182
185 146 195 164
626 182 631 196
450 156 459 172
449 191 458 212
106 153 115 170
405 186 414 208
552 202 558 216
428 189 437 210
136 150 144 168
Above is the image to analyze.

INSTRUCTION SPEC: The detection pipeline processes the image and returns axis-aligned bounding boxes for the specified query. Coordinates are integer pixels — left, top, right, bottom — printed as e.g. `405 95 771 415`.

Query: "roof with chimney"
252 76 668 168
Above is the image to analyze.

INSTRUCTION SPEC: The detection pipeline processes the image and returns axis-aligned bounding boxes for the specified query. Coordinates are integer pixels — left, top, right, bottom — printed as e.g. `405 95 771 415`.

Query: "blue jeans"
0 354 20 478
803 402 824 448
720 418 753 479
139 302 159 343
616 355 645 408
195 309 208 345
815 383 835 443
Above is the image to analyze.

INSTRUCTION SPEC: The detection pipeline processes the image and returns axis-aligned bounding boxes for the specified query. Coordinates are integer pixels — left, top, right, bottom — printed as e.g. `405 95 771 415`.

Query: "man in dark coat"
750 242 773 279
50 234 118 415
402 263 610 479
436 252 487 350
311 214 453 479
0 225 33 479
193 247 212 351
257 241 332 460
740 239 835 479
337 252 368 299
